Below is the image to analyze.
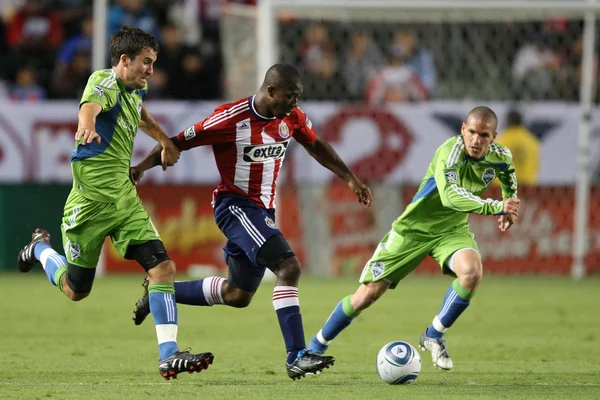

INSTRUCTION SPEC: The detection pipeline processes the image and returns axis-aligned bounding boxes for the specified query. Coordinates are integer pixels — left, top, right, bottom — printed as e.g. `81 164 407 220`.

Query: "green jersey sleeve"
433 141 505 215
498 157 518 200
80 69 120 111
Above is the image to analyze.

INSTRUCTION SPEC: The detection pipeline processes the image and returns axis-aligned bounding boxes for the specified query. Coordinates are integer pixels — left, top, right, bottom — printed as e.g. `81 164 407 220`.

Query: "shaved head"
466 106 498 130
262 63 302 90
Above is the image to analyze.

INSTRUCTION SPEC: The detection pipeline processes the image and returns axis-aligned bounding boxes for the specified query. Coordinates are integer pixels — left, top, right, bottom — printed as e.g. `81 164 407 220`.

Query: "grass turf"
0 273 598 399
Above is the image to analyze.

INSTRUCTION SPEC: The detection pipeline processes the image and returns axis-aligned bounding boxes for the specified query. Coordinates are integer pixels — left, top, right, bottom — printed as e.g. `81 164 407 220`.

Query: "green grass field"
0 273 599 399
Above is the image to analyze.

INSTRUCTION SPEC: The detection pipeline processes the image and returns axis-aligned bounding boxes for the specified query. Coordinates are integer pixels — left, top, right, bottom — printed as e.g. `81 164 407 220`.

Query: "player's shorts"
359 229 478 289
60 190 161 268
214 194 284 277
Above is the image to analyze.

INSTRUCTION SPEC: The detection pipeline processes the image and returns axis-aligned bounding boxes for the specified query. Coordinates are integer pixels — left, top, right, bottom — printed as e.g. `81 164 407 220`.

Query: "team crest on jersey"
243 142 288 162
91 85 104 98
279 121 289 138
445 171 459 183
265 216 277 229
371 261 385 279
482 168 496 185
184 126 196 140
70 243 81 260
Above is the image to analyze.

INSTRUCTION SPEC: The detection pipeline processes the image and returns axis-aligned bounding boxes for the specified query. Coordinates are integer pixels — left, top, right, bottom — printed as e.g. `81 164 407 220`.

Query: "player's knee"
458 264 483 290
64 264 94 301
148 259 176 282
223 286 254 308
274 257 301 285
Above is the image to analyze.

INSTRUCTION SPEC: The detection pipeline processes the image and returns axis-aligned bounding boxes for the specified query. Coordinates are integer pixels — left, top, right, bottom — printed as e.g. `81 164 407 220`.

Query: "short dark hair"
506 109 523 126
467 106 498 130
109 25 159 67
263 63 302 89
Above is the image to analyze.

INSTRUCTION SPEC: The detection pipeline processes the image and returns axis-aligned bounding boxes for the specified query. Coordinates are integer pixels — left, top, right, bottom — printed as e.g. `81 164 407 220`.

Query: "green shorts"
60 190 161 268
359 229 478 289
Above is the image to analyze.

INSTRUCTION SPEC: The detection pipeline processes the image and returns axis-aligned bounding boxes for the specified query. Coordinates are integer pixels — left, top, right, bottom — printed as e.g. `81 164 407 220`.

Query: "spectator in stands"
4 0 63 91
9 64 47 102
298 22 335 77
512 34 562 100
53 13 92 86
366 51 428 105
390 29 437 97
108 0 159 40
51 48 90 99
342 31 384 101
167 46 222 100
496 109 540 185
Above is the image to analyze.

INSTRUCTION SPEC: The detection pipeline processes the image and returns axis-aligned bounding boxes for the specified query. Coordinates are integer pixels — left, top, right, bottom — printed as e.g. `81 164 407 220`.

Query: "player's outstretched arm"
131 136 181 185
301 138 372 207
139 104 180 170
75 102 102 145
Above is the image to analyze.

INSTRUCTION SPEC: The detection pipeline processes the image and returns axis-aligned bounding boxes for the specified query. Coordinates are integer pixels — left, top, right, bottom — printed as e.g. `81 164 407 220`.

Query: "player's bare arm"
75 102 102 145
130 136 181 185
139 104 180 170
301 138 372 207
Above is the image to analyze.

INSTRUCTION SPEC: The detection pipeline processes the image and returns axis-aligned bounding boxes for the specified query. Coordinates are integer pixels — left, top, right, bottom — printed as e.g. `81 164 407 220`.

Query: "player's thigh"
214 194 284 268
61 190 116 268
226 252 263 293
429 230 480 276
359 230 433 289
110 196 162 260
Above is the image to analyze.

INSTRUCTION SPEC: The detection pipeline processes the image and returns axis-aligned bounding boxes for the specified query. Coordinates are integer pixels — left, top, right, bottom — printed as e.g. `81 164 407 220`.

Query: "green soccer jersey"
393 135 518 239
71 68 147 203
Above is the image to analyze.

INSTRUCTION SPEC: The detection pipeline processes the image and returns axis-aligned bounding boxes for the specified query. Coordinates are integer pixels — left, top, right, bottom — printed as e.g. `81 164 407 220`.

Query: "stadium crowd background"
0 0 592 103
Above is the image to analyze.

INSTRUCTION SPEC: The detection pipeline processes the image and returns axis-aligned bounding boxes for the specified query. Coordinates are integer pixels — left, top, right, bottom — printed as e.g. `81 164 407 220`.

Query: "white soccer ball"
376 341 422 384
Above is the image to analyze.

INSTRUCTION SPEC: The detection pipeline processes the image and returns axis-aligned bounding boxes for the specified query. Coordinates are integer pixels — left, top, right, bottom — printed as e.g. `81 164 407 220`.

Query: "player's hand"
348 178 372 207
503 198 520 217
498 213 516 232
75 128 101 145
160 140 180 171
129 166 144 185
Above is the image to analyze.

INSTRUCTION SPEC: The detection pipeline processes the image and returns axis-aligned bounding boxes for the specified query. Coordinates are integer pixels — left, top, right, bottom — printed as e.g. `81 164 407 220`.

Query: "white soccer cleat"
419 330 453 370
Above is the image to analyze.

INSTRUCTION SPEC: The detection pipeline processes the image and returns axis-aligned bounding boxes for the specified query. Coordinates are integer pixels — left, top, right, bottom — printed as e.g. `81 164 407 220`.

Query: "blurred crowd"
0 0 594 103
0 0 258 102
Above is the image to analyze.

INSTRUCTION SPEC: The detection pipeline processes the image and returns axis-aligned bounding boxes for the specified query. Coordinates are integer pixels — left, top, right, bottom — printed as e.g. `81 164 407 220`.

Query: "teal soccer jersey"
393 135 518 239
72 68 148 203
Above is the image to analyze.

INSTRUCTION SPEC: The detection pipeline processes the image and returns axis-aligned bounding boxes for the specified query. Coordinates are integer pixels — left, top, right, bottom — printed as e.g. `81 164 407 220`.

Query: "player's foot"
286 349 335 380
17 228 51 273
133 275 150 326
307 334 329 355
419 330 453 370
158 349 214 380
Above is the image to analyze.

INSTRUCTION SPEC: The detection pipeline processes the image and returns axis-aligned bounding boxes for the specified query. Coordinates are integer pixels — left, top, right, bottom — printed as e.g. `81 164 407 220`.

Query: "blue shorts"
214 194 283 275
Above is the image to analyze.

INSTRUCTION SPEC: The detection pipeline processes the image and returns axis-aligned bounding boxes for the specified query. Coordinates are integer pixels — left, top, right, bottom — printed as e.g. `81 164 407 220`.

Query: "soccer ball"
376 341 422 384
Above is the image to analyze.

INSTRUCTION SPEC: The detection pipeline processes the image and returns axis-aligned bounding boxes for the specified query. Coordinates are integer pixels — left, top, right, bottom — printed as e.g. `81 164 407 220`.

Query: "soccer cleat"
132 275 150 326
158 349 214 380
17 228 51 273
419 330 453 370
286 349 335 380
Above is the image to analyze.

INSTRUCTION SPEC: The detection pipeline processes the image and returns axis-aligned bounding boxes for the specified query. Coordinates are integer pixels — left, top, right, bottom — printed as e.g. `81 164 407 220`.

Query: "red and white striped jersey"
177 96 317 209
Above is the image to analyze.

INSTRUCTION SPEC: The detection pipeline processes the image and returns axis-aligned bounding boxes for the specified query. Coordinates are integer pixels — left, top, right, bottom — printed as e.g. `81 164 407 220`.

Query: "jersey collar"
249 95 276 122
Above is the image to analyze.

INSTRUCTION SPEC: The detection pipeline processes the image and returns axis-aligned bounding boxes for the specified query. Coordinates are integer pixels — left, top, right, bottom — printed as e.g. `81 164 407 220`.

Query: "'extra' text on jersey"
177 96 317 209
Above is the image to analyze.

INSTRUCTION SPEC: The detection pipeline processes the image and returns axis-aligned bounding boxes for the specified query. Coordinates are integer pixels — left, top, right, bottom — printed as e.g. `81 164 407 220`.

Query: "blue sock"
34 242 65 286
426 279 473 339
273 286 306 364
308 295 359 354
174 277 225 306
148 283 179 359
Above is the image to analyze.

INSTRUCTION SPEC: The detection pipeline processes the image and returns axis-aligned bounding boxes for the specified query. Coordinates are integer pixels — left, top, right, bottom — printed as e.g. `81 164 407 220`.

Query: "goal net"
220 0 600 277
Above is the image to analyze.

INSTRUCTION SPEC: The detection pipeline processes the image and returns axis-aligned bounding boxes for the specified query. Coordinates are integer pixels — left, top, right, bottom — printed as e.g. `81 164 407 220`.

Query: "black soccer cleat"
17 228 51 273
133 275 150 326
286 349 335 380
158 349 214 380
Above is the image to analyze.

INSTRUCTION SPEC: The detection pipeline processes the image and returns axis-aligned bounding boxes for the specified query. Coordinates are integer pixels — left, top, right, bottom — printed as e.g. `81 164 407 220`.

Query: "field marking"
1 382 599 387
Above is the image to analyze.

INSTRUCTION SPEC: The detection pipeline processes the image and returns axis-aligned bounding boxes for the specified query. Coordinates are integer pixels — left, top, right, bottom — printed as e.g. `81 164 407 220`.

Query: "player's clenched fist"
348 178 373 207
160 140 181 171
129 166 144 185
75 128 101 145
502 198 520 217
